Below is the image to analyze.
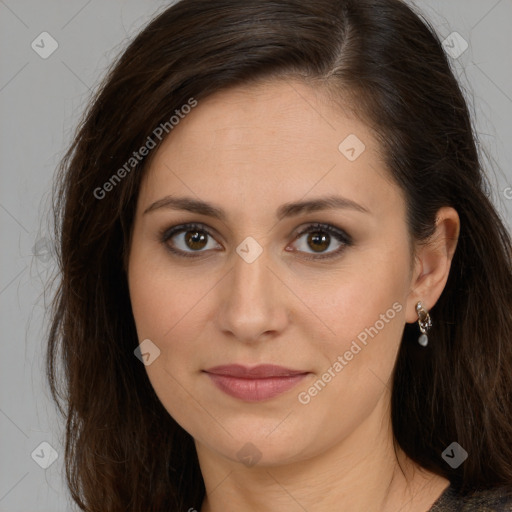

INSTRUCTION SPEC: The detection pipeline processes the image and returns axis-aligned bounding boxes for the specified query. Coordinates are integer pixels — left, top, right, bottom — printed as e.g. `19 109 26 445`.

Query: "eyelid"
292 222 352 244
160 222 221 242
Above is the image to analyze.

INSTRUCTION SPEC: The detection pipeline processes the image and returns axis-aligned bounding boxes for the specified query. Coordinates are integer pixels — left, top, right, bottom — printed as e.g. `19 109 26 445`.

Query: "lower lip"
205 373 309 402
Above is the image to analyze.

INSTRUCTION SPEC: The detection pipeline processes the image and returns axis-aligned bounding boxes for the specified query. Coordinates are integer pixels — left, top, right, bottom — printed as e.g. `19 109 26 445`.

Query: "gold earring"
416 301 432 347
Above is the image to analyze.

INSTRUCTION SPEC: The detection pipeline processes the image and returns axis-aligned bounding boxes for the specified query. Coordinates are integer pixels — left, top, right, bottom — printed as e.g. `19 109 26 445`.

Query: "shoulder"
430 485 512 511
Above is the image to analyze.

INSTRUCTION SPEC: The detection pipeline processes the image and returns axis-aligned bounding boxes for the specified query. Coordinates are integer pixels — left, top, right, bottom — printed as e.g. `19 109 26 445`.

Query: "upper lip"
204 364 308 378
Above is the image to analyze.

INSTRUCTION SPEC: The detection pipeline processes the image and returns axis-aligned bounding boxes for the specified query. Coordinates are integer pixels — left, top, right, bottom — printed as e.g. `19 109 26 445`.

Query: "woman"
47 0 512 510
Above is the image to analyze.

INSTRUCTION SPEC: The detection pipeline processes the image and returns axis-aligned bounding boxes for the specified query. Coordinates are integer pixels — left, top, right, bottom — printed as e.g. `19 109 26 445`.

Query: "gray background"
0 1 511 510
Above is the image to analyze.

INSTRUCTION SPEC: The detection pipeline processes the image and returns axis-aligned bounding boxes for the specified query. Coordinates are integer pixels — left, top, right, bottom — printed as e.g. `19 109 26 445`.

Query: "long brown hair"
47 0 512 510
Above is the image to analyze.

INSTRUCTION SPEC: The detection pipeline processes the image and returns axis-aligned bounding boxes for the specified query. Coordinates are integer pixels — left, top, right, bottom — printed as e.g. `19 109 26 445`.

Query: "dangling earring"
416 301 432 347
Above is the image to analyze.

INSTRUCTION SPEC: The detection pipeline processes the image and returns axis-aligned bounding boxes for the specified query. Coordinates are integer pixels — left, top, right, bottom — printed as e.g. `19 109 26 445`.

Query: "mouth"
203 364 310 402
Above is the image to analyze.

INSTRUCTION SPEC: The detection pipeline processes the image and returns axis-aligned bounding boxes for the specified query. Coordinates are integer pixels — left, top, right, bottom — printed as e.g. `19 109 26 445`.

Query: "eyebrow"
143 194 370 220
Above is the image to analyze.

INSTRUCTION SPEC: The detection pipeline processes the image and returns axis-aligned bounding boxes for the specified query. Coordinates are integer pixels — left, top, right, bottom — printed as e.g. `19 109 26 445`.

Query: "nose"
215 243 289 344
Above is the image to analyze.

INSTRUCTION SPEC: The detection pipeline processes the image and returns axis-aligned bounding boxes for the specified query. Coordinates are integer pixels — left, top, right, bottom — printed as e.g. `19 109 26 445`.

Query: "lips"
203 364 310 402
204 364 307 378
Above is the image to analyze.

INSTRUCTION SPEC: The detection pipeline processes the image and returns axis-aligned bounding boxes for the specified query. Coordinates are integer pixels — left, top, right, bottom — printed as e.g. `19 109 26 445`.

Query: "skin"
127 79 460 512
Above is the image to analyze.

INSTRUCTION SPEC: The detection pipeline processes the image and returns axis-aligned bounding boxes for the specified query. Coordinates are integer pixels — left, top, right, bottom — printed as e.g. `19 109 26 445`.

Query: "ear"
405 207 460 323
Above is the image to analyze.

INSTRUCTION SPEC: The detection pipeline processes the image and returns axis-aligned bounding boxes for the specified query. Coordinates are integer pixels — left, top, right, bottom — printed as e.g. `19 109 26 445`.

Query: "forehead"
138 80 402 223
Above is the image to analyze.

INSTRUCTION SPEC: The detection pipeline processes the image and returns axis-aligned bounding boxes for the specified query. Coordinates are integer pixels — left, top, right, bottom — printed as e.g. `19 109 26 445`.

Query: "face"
127 80 415 467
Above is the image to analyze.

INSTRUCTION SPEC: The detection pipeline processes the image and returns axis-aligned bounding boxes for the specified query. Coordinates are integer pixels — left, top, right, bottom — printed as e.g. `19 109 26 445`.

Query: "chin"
193 419 319 469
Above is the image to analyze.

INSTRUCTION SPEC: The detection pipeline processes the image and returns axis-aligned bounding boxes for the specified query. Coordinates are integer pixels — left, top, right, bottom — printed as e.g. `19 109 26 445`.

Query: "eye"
287 223 352 260
160 223 222 258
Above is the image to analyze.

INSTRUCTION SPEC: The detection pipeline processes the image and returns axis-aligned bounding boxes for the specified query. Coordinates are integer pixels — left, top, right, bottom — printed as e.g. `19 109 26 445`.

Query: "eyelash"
159 222 353 261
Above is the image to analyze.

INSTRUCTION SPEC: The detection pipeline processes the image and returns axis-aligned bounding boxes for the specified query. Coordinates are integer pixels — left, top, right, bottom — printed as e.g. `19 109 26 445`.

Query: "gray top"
429 484 512 511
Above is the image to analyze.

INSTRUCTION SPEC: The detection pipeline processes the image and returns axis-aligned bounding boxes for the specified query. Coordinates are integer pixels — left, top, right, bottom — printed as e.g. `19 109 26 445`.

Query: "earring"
416 301 432 347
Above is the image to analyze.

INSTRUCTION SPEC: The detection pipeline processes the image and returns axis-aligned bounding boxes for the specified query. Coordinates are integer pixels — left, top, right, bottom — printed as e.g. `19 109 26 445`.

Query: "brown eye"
161 223 222 257
290 223 352 260
184 230 208 251
307 231 331 252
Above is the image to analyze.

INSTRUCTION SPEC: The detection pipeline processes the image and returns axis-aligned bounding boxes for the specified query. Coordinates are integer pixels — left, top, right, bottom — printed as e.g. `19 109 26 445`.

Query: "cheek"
290 261 407 443
127 246 206 395
288 255 410 430
128 251 211 428
127 239 236 374
128 240 205 340
297 249 408 351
